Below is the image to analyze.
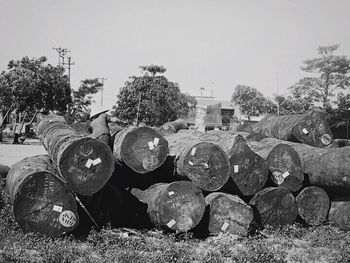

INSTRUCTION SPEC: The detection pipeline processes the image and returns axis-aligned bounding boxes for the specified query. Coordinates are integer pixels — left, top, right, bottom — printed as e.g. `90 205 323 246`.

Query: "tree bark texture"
250 138 350 194
249 187 298 228
165 132 230 191
295 186 330 226
6 155 78 237
157 119 188 137
36 113 114 196
205 192 254 236
253 110 333 148
113 126 169 174
90 113 113 149
131 181 206 232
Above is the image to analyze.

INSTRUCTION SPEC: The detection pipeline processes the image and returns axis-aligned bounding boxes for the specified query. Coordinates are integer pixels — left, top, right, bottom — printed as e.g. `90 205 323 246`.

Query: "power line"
52 47 70 67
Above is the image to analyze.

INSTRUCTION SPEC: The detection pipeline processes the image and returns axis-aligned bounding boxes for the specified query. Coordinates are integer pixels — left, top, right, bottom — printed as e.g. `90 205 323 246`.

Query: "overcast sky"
1 0 349 109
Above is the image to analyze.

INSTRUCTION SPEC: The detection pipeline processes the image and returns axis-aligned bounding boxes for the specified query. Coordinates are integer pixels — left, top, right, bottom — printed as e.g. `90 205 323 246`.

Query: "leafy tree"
231 85 276 120
0 56 71 114
114 66 195 126
70 78 103 120
274 95 313 115
290 45 350 107
139 65 166 76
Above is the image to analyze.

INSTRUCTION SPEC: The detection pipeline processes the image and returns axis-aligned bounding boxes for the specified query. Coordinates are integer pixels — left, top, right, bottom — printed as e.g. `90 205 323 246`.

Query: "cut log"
266 144 304 192
6 155 78 237
250 138 350 194
90 113 113 149
205 192 254 236
253 109 333 147
0 164 10 179
228 136 269 196
165 134 230 191
296 186 330 225
249 187 298 228
36 113 114 196
328 199 350 230
131 181 206 232
249 141 304 192
113 126 169 174
157 119 188 137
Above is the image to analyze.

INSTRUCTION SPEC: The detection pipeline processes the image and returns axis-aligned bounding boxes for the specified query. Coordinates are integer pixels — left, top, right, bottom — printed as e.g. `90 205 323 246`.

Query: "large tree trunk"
131 181 206 232
250 138 350 195
6 155 79 237
157 119 188 137
36 113 114 196
205 192 254 236
253 109 333 148
295 186 330 226
166 130 267 195
113 126 169 174
249 187 298 228
165 133 230 191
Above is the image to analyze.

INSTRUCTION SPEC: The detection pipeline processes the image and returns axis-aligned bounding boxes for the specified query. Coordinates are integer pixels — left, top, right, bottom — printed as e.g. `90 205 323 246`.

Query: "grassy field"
0 175 349 263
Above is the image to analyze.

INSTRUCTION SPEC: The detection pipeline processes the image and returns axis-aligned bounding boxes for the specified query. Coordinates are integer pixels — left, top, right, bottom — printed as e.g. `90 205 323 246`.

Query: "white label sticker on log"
153 137 159 146
148 141 155 150
302 128 309 135
59 210 77 228
221 222 229 231
191 147 197 156
188 161 193 166
85 158 102 168
282 171 290 179
167 219 176 228
168 191 175 196
53 205 63 213
273 171 284 185
234 165 239 173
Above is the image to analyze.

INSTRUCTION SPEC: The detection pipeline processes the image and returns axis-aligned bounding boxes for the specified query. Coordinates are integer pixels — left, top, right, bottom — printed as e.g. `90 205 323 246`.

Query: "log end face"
158 181 205 232
60 137 114 196
180 142 230 191
329 201 350 231
296 186 330 226
13 171 78 237
117 127 169 174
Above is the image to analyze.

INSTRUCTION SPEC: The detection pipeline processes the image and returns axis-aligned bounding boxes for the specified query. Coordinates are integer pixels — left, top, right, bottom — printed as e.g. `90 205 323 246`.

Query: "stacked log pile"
3 109 350 238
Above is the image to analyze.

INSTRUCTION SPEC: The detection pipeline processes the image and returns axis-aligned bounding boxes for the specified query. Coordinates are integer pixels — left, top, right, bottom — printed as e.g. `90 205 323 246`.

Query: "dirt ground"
0 139 46 167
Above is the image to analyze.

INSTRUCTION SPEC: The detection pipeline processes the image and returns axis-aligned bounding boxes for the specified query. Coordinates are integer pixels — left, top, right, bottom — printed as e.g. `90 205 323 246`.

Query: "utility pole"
52 47 70 67
62 57 75 86
98 77 107 107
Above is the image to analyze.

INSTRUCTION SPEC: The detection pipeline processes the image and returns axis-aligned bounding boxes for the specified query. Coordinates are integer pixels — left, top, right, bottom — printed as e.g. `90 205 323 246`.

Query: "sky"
1 0 350 109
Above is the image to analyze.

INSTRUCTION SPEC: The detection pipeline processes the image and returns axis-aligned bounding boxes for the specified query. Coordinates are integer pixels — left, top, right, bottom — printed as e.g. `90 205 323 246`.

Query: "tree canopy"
289 45 350 108
274 95 313 115
113 66 195 126
231 85 276 119
0 56 71 113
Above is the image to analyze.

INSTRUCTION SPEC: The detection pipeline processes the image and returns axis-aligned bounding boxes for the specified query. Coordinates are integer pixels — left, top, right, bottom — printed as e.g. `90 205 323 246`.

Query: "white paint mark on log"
282 171 290 179
168 191 175 196
203 163 209 169
59 210 77 228
167 219 176 228
234 165 239 173
302 128 309 135
85 158 102 168
188 161 193 166
320 134 332 145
